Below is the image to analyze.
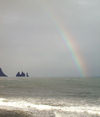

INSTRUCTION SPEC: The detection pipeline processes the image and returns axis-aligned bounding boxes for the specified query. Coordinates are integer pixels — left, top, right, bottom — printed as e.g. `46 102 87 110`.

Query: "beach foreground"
0 77 100 117
0 109 32 117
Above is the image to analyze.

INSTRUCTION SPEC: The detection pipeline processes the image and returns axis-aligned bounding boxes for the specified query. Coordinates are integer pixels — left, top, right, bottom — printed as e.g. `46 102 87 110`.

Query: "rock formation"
21 72 25 77
16 72 21 77
0 68 7 77
26 73 29 77
16 72 26 77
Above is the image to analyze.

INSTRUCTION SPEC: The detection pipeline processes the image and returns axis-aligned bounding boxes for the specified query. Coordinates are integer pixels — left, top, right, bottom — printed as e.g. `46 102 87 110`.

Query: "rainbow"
41 1 87 77
56 25 86 77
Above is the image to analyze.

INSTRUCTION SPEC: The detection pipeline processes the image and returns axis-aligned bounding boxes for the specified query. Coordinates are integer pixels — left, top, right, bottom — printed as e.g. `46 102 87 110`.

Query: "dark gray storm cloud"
0 0 100 77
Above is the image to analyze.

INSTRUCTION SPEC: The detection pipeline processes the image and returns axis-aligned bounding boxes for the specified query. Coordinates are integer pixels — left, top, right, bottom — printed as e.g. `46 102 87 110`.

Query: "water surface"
0 77 100 117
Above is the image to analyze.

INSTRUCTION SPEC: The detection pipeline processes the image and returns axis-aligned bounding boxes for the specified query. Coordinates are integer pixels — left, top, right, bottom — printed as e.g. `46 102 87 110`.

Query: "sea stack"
16 72 25 77
16 72 21 77
0 68 7 77
16 72 29 77
26 73 29 77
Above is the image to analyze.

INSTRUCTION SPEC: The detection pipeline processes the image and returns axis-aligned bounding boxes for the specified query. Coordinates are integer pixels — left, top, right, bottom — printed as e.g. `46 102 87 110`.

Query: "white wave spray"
0 98 100 116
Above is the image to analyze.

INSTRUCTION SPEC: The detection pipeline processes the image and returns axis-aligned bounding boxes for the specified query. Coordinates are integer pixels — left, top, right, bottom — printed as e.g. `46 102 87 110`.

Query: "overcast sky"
0 0 100 77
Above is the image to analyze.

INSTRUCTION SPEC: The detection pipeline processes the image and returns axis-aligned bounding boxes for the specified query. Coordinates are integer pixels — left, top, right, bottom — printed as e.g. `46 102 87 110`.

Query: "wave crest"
0 98 100 116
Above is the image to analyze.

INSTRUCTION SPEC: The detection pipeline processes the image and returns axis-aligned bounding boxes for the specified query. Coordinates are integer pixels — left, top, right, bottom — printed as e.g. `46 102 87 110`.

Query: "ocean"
0 77 100 117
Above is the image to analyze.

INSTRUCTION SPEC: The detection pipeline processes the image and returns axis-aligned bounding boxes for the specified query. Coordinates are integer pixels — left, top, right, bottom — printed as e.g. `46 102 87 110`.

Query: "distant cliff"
0 68 7 77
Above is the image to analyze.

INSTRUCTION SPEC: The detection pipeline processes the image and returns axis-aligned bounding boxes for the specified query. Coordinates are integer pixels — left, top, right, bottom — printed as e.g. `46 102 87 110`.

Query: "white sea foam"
0 98 100 116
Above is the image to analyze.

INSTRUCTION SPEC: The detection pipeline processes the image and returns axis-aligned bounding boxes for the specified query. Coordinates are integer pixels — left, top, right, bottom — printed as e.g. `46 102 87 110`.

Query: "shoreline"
0 109 32 117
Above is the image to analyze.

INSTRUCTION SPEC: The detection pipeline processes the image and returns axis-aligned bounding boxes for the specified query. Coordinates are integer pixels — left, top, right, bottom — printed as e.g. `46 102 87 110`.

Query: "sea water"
0 77 100 117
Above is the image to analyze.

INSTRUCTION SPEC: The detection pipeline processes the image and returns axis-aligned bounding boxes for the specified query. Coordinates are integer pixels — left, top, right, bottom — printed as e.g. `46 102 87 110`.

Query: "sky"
0 0 100 77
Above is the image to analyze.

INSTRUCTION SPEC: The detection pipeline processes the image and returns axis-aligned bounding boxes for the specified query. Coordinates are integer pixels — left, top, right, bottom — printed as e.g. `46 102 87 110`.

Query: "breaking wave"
0 98 100 117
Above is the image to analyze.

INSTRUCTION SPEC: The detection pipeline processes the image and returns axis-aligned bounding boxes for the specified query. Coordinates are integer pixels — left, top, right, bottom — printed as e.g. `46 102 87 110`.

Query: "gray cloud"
0 0 100 77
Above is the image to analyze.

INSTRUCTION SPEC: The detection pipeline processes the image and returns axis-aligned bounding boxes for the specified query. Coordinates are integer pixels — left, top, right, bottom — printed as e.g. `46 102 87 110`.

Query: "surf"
0 98 100 116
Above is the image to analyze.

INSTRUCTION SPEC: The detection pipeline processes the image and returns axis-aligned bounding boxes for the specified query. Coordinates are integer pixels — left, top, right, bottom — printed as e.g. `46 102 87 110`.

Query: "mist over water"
0 77 100 117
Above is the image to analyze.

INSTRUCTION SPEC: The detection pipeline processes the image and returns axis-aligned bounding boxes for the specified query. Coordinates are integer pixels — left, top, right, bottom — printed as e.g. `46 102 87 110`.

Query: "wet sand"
0 109 32 117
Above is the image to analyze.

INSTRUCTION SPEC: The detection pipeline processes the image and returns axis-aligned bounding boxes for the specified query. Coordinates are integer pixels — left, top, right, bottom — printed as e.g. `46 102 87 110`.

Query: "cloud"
0 0 100 77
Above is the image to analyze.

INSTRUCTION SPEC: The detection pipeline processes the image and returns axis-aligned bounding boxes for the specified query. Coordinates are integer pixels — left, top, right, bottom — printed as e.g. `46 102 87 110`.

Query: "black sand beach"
0 109 32 117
